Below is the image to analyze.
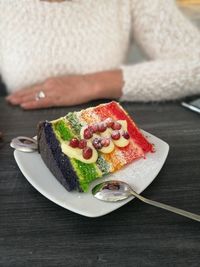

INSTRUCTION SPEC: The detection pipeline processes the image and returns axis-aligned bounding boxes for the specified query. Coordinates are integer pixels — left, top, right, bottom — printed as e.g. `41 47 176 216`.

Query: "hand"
6 75 98 109
6 70 123 110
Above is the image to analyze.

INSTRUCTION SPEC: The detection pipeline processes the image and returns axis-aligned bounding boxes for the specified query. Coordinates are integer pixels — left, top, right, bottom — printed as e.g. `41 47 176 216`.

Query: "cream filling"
61 141 98 164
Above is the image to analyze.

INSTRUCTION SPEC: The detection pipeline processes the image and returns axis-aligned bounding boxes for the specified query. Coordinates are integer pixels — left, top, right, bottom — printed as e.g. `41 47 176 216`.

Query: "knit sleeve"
120 0 200 101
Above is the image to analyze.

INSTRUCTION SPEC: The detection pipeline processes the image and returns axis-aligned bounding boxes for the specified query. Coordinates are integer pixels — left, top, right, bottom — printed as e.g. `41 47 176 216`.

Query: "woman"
2 0 200 109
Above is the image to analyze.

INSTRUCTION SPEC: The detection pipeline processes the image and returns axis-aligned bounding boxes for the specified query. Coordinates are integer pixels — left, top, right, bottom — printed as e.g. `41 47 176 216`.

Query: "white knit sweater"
0 0 200 101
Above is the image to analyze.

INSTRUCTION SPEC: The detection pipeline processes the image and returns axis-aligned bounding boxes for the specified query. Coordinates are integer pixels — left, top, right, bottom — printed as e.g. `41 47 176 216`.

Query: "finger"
7 85 45 105
6 88 32 101
6 83 42 100
20 98 55 110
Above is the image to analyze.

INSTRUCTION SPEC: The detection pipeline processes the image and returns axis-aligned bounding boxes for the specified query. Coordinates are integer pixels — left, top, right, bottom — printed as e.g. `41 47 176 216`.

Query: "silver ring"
35 90 46 101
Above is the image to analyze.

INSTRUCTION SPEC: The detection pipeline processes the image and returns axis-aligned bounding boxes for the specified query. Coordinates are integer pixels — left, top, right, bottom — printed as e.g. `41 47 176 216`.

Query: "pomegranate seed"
98 122 107 133
122 131 130 140
88 126 94 134
69 138 79 148
111 130 121 140
82 147 93 159
79 139 87 149
105 118 114 128
111 122 122 130
101 138 110 147
83 128 93 139
92 138 103 149
91 123 99 133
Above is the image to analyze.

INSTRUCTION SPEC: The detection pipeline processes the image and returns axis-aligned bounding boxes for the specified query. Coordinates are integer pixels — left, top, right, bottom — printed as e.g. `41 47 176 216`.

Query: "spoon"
92 180 200 222
10 136 37 152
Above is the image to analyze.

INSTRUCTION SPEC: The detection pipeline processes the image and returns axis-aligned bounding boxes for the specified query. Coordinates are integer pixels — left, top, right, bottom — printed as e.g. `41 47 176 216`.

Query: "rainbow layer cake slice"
37 101 154 192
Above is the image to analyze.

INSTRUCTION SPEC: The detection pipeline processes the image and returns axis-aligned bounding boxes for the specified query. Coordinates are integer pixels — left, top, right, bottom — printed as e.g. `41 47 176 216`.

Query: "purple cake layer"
38 121 80 191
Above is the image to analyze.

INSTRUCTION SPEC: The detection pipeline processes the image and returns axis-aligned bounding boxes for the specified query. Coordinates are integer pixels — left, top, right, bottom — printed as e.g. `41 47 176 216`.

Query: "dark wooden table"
0 97 200 267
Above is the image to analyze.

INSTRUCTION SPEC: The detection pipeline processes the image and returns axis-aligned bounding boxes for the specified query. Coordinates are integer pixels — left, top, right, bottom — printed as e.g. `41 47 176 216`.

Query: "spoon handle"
131 191 200 222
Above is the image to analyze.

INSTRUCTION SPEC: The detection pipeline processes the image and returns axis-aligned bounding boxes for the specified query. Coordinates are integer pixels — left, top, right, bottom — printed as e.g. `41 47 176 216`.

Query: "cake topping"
122 131 130 140
82 147 93 159
92 138 103 150
105 117 114 128
62 119 130 163
98 122 107 133
69 138 79 148
91 123 99 133
111 130 121 140
83 127 93 139
88 125 95 134
101 138 110 147
111 122 122 130
78 139 87 149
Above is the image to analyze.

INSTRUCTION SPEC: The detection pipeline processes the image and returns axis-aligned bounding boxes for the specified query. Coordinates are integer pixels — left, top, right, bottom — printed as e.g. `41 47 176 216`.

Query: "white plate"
14 130 169 217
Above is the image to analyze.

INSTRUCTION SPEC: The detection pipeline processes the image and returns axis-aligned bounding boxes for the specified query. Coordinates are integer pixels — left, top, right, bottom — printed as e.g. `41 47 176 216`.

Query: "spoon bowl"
92 180 133 202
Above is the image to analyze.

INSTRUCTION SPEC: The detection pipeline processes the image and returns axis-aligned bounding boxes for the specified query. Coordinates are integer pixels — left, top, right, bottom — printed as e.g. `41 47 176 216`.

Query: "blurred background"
128 0 200 64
